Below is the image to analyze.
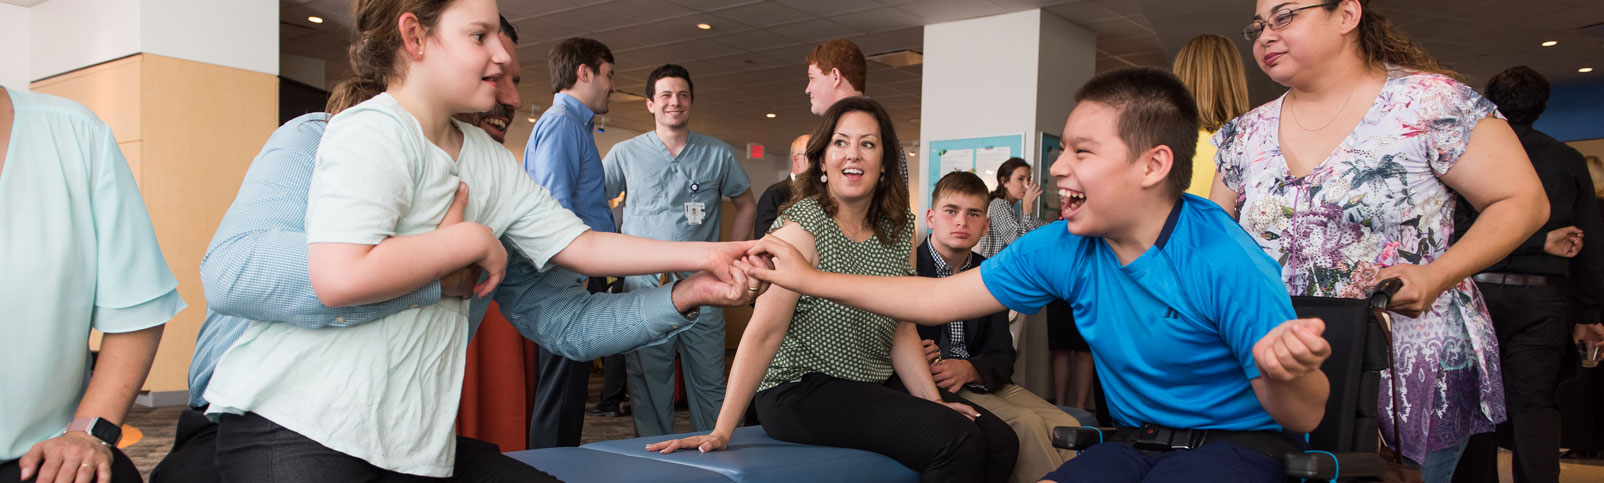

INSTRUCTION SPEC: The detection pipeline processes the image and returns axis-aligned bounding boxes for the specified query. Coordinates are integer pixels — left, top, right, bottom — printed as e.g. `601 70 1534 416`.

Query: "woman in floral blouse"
1209 1 1547 481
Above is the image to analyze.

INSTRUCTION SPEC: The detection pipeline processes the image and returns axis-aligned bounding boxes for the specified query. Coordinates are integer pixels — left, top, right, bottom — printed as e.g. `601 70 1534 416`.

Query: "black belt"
1108 424 1302 459
1472 272 1552 287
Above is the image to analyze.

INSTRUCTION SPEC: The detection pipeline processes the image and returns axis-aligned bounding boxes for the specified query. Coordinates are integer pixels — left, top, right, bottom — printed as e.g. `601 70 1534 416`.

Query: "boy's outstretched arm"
746 235 1006 325
1249 318 1331 433
550 232 756 285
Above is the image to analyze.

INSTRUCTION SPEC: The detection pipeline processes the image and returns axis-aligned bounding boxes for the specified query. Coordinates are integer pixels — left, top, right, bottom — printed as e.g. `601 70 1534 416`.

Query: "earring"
819 174 827 184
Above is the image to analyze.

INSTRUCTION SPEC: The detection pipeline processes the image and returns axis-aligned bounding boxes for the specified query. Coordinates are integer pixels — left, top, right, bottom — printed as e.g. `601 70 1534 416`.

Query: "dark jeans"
212 412 557 483
1 444 141 483
1453 283 1573 483
754 373 1018 483
527 278 609 449
1040 439 1287 483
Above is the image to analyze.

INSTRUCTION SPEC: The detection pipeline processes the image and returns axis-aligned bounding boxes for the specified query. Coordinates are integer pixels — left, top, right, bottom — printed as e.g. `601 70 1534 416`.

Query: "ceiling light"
697 23 712 30
765 113 777 118
308 16 324 24
1541 40 1558 47
1582 67 1595 73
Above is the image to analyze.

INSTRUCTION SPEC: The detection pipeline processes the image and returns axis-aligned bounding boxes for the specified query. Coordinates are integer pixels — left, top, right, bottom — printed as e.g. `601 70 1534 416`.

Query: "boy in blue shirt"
745 67 1329 482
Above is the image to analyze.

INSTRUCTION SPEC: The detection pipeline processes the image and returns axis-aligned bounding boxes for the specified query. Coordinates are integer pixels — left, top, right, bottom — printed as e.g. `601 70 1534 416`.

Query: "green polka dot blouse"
759 196 915 391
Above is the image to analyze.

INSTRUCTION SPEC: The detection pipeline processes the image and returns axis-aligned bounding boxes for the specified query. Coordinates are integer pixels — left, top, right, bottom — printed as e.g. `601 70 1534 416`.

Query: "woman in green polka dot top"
647 97 1019 482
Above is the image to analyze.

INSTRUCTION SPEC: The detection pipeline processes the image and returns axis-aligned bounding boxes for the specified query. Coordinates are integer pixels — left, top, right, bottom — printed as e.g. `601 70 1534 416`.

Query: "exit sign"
746 143 764 159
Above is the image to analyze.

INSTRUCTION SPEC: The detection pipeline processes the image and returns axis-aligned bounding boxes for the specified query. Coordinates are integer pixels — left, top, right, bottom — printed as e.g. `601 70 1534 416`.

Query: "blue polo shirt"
980 194 1294 431
524 93 615 232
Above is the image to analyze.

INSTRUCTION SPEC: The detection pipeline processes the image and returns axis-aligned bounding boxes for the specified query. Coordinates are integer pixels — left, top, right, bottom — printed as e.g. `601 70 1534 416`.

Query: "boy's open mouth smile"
1061 189 1087 217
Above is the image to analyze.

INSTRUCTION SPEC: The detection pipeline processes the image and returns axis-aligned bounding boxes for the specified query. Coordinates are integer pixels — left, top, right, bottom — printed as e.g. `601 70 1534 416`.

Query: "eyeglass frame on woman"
1242 2 1338 42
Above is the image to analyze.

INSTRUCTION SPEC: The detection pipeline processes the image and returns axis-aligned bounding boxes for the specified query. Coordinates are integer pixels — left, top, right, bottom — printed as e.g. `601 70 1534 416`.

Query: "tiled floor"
117 371 1604 482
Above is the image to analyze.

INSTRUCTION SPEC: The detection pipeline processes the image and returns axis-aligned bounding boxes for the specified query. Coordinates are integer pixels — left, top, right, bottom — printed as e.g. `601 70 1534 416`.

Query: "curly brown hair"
783 97 909 244
1323 0 1462 81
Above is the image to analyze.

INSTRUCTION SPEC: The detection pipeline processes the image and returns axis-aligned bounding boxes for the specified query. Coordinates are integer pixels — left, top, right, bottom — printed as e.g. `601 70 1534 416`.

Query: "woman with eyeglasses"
1209 1 1546 481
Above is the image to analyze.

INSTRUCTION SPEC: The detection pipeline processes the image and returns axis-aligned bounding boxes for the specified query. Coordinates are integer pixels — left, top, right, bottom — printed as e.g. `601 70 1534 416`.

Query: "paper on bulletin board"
1037 132 1063 222
975 147 1013 191
938 148 975 177
925 134 1024 225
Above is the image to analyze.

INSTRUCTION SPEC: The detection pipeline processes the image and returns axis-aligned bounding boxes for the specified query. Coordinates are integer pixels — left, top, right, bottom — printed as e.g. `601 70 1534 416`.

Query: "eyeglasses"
1242 2 1335 42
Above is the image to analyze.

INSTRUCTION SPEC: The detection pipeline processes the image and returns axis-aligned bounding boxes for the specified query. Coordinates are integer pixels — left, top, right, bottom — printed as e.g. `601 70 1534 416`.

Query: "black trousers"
1 443 141 483
595 354 627 411
754 373 1018 483
527 278 609 449
208 412 557 483
1453 283 1573 483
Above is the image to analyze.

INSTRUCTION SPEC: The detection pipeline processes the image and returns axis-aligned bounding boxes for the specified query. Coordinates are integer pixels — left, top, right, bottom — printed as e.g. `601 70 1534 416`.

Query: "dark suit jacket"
754 178 792 239
914 238 1017 392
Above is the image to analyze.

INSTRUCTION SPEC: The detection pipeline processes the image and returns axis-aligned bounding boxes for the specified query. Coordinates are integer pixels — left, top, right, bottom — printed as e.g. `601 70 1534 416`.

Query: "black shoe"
586 406 623 417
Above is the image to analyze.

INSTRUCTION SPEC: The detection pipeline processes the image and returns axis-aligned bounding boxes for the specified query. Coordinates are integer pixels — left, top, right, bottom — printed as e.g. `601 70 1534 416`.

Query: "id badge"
684 201 707 225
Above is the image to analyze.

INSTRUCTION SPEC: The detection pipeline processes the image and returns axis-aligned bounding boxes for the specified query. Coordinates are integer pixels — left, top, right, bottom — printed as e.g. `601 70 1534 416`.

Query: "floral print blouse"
1214 68 1505 462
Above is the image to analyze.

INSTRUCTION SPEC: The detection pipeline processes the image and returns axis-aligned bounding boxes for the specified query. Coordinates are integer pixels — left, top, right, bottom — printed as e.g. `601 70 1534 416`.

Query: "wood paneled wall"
33 54 277 393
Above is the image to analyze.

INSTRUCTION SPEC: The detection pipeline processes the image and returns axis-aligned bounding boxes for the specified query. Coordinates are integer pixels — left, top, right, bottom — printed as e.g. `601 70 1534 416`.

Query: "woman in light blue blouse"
0 86 185 483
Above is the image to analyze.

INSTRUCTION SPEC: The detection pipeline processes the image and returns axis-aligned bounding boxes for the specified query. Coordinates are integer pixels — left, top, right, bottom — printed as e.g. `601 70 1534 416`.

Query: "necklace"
837 216 871 242
1288 82 1357 132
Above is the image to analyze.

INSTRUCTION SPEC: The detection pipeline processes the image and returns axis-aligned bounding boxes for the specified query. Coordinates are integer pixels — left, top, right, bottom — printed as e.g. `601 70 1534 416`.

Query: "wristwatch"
65 417 121 447
680 307 700 320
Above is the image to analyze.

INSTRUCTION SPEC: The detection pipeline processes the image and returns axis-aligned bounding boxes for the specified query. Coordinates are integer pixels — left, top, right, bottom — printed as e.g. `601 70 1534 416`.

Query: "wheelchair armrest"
1051 426 1114 451
1284 451 1387 481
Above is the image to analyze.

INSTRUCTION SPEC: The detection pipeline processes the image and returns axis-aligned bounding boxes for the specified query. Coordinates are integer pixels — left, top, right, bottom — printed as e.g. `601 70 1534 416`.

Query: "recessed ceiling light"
1542 40 1558 47
765 113 777 118
1582 67 1595 73
696 23 712 30
308 16 324 24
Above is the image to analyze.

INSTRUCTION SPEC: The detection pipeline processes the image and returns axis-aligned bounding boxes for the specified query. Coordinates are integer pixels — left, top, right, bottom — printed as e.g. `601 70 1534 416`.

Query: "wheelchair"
1051 279 1404 481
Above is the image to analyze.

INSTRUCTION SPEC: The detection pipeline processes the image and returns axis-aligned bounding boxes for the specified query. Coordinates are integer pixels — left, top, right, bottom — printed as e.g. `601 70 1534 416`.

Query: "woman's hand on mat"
1254 318 1331 382
744 235 815 290
942 401 981 421
645 431 730 454
1374 263 1447 318
17 431 114 483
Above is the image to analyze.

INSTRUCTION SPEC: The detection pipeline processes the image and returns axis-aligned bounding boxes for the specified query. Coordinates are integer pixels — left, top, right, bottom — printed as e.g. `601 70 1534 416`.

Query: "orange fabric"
456 302 535 452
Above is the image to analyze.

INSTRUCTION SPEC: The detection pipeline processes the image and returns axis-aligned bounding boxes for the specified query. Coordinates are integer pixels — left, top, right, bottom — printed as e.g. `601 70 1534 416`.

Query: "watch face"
89 418 121 446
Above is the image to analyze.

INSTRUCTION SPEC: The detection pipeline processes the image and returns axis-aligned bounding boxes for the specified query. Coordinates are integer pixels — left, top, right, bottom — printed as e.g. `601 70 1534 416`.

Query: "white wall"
919 10 1094 228
142 0 277 76
0 3 29 91
29 0 141 82
26 0 276 84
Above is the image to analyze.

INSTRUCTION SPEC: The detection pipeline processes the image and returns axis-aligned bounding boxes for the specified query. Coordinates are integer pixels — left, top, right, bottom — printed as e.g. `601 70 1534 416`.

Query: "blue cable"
1074 426 1104 456
1303 450 1338 483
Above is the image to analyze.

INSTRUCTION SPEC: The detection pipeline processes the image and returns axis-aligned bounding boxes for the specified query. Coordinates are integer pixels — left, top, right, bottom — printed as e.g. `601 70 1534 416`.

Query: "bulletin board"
926 134 1025 207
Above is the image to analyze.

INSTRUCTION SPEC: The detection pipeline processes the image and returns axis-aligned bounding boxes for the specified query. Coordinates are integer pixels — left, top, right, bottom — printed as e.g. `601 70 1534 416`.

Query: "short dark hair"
499 16 518 44
549 37 613 93
933 171 990 207
1074 67 1200 199
646 64 694 100
1485 65 1549 125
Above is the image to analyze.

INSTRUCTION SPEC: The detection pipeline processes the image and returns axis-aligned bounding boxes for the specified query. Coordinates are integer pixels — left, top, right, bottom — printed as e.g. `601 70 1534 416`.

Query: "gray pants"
623 274 727 436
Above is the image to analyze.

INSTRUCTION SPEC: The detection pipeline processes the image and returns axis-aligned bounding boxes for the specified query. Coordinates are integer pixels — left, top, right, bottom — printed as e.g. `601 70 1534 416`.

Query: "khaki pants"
958 384 1079 483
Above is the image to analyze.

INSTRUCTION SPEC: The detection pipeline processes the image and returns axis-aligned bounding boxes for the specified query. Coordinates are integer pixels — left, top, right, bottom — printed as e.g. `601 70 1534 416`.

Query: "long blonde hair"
1173 34 1250 132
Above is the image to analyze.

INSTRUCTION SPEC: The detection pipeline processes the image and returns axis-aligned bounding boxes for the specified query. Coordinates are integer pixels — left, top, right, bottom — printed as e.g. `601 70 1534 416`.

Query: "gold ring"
80 463 93 468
